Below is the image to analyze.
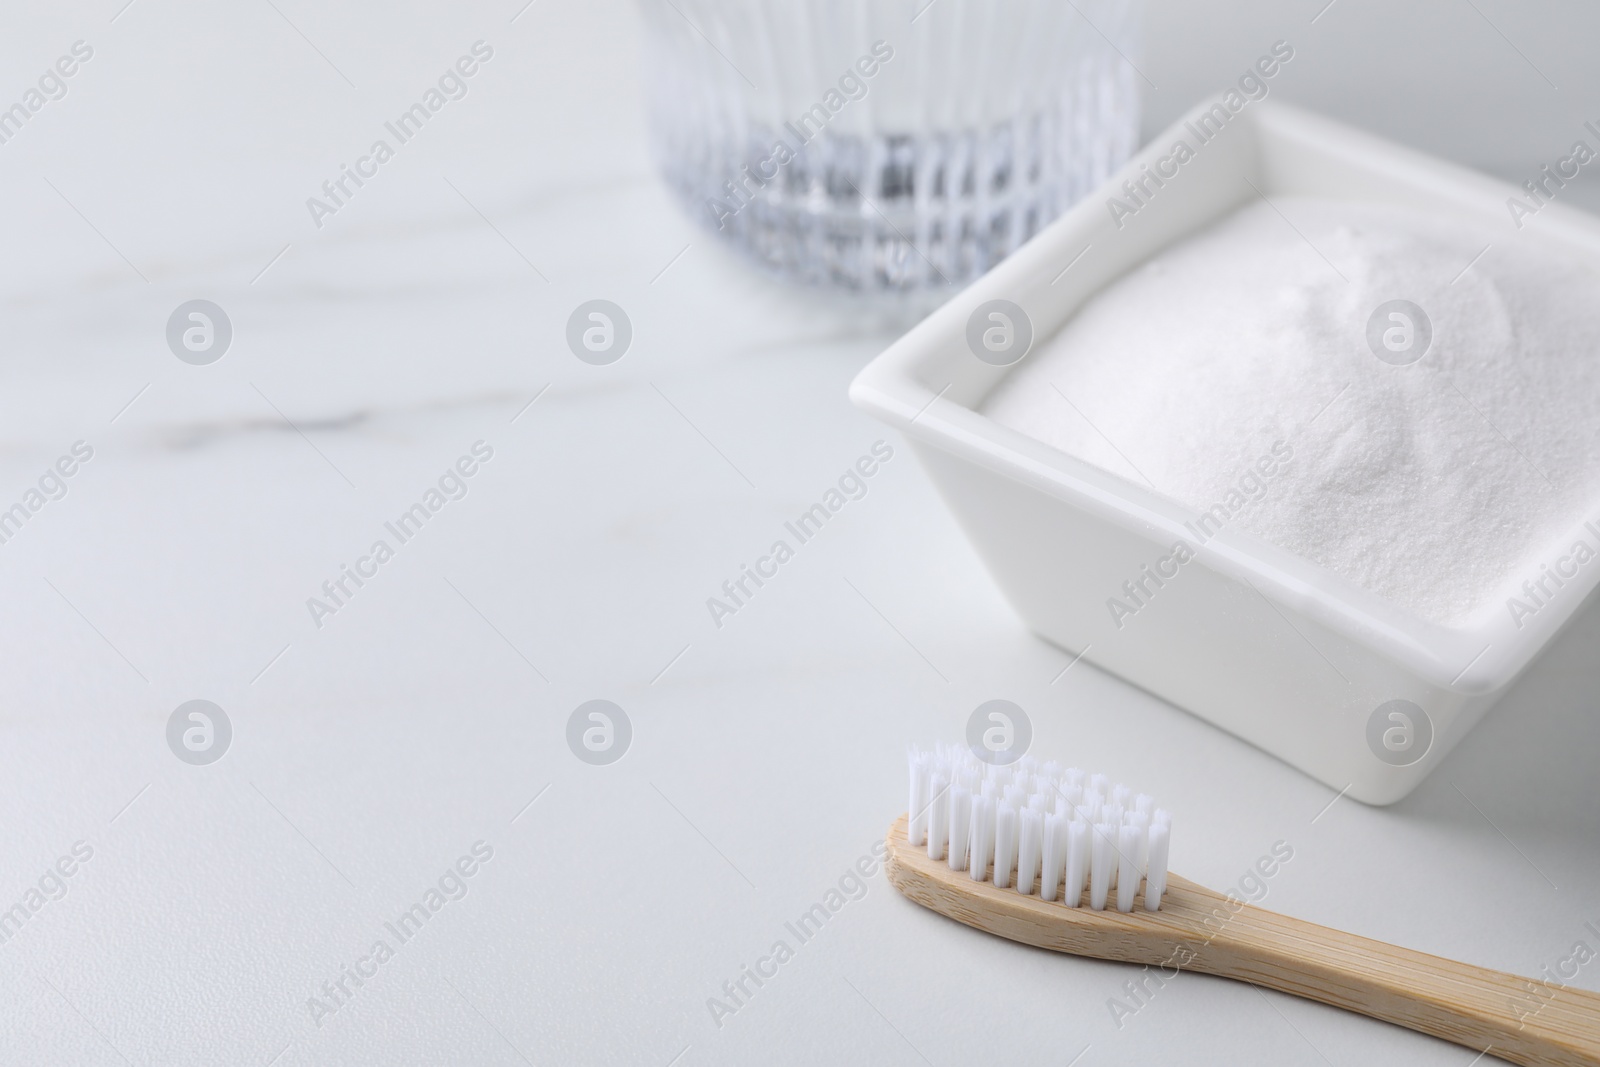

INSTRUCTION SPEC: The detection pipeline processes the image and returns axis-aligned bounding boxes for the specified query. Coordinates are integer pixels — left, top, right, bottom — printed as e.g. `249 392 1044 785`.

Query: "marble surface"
1 0 1597 1064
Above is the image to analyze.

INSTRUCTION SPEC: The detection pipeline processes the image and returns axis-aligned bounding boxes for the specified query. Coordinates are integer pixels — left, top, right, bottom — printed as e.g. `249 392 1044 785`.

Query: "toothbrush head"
907 742 1170 912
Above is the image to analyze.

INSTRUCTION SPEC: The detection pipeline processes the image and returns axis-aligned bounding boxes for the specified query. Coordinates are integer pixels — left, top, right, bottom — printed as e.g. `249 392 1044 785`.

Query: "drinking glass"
637 0 1142 293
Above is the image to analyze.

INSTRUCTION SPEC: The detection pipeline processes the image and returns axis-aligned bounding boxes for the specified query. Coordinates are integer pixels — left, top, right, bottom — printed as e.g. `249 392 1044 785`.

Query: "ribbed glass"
638 0 1141 293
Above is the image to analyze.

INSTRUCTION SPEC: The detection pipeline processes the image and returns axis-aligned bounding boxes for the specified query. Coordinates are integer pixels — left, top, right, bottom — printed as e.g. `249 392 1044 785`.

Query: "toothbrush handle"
1175 875 1600 1067
885 817 1600 1066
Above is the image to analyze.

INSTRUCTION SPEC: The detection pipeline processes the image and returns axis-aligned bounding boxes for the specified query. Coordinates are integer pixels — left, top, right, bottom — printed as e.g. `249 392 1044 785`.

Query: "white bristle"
1145 821 1170 911
908 751 931 847
1017 808 1042 895
969 796 994 882
948 786 972 871
904 744 1169 911
1089 824 1113 910
1116 824 1140 912
1039 813 1066 901
1064 819 1089 907
927 772 949 861
994 802 1018 888
1129 812 1151 875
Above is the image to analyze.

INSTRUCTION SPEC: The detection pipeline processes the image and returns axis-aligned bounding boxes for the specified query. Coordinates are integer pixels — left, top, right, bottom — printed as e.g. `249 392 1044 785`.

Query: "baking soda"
981 196 1600 623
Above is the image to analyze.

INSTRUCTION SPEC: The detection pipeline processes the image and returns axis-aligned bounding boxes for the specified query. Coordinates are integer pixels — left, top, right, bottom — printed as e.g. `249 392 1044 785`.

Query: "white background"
0 0 1596 1064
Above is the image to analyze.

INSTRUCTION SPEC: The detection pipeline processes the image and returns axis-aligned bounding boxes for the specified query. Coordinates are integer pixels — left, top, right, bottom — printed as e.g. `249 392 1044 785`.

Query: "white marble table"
2 1 1597 1064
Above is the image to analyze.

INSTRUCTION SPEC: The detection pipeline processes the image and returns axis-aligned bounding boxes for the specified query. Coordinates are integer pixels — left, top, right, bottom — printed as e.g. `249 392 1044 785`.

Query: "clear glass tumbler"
637 0 1142 294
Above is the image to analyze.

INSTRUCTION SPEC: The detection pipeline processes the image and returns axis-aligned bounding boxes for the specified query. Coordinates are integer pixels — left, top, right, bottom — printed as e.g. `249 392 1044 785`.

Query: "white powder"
981 196 1600 624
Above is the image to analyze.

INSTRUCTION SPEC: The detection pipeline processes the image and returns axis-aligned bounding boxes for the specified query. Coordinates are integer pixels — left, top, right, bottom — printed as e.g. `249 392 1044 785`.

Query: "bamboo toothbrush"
888 744 1600 1067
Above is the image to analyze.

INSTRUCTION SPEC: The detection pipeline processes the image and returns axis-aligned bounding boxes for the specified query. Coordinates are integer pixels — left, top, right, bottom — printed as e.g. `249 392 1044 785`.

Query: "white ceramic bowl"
850 98 1600 804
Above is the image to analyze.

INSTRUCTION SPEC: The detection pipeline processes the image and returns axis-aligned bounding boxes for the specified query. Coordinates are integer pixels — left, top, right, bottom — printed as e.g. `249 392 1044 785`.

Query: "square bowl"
849 98 1600 804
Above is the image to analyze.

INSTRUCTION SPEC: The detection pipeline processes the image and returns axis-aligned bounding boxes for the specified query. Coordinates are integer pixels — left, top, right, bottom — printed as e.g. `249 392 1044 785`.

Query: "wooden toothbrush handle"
1169 875 1600 1067
884 817 1600 1066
